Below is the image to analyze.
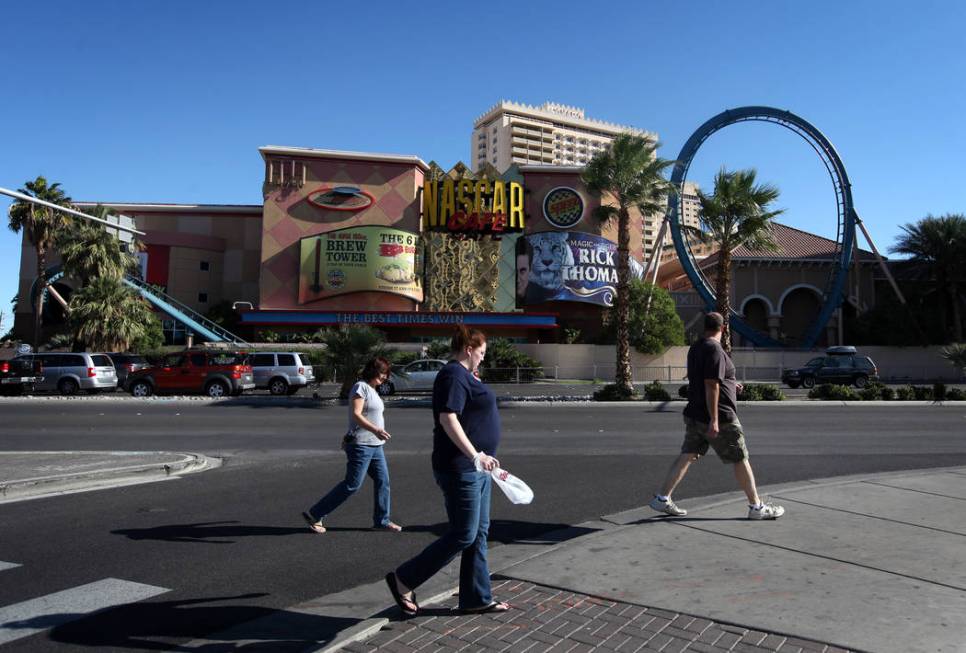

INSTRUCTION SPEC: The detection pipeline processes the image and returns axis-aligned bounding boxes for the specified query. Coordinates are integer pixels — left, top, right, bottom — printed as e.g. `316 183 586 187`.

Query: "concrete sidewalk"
0 451 217 502
308 466 966 653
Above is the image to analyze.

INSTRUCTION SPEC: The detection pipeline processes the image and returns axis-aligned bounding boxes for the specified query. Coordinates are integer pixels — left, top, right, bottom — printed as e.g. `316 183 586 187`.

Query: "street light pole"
0 186 145 236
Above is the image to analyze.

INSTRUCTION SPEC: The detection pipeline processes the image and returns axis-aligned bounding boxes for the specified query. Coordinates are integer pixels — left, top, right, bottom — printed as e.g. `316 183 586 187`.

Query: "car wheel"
854 374 869 388
58 378 79 396
130 380 153 397
269 378 289 395
206 380 230 398
801 376 816 389
786 382 800 389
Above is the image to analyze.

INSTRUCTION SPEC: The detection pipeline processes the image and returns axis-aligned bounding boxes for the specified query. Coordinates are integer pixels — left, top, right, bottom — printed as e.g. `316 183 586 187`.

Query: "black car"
0 357 44 395
781 347 879 389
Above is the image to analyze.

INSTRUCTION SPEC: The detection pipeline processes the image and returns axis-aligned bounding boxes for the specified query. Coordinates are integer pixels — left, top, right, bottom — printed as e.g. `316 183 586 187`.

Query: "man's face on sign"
516 253 530 297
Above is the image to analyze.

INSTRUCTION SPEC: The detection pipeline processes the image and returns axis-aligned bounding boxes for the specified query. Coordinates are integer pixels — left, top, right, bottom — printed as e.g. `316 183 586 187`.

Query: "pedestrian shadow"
390 520 599 545
204 398 328 410
7 593 358 651
111 521 308 544
628 515 748 525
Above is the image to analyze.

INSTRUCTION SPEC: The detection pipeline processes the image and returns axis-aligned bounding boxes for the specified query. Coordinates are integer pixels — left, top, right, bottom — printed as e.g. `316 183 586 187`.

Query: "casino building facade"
14 146 649 344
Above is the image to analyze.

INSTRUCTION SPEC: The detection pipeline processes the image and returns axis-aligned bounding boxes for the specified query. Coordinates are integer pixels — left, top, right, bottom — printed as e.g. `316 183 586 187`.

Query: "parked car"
107 352 151 387
12 352 117 395
125 350 254 397
249 351 315 395
0 357 44 396
379 359 447 396
781 346 879 389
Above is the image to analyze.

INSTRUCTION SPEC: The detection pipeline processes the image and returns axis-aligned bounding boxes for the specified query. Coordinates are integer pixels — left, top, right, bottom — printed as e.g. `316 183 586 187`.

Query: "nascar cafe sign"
422 177 525 236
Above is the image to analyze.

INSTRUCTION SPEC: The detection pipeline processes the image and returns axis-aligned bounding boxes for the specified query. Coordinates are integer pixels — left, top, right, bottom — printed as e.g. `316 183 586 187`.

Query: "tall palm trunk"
715 246 733 352
615 206 633 392
33 246 47 348
950 283 963 342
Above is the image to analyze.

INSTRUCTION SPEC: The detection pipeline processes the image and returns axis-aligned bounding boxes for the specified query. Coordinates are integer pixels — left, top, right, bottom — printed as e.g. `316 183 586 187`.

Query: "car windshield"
805 357 824 367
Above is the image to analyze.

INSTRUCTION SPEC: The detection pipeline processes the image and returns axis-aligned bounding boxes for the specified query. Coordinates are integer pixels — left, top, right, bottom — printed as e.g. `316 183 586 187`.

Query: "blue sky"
2 0 965 335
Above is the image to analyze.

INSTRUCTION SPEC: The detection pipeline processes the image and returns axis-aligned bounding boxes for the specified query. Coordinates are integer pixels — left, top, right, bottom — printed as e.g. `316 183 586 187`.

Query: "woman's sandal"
385 572 418 616
459 600 510 615
301 512 326 534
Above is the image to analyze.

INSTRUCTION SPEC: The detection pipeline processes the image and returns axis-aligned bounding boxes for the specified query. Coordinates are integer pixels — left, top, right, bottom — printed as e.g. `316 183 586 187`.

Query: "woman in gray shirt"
302 357 401 533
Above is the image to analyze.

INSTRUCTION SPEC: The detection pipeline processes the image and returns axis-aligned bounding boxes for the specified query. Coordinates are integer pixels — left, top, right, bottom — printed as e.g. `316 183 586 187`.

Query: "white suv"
249 352 316 395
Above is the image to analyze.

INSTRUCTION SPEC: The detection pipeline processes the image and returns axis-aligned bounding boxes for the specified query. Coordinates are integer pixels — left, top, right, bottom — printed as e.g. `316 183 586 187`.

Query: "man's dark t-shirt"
682 337 738 424
431 360 501 473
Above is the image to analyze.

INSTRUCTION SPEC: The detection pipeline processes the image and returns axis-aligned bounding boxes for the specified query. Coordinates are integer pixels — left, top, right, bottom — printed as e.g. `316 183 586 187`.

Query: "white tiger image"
525 232 574 303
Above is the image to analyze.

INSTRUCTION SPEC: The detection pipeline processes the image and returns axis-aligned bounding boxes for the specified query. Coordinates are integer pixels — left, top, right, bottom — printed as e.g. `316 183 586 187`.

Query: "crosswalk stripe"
0 578 169 645
0 563 20 573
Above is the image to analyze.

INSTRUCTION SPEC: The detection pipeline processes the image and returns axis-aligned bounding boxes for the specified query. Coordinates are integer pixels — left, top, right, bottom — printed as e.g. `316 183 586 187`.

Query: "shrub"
859 386 882 401
895 386 916 400
389 350 419 367
808 384 859 400
593 383 639 401
880 386 896 400
737 383 785 401
643 380 671 402
479 338 544 383
912 385 932 401
946 387 966 400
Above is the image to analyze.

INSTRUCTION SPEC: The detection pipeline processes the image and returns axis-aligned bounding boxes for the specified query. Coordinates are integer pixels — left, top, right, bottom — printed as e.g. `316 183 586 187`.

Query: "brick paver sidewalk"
342 579 854 652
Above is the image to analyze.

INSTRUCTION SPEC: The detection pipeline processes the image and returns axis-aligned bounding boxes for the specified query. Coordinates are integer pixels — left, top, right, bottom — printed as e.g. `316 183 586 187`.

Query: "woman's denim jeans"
396 470 492 609
307 444 391 527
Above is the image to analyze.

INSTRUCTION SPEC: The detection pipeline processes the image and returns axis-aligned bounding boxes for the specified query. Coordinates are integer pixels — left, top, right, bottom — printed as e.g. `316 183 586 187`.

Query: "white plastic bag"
474 455 534 504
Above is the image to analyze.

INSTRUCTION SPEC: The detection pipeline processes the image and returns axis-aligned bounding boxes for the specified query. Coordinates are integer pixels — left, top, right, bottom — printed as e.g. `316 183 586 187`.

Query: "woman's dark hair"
360 356 391 382
450 325 486 354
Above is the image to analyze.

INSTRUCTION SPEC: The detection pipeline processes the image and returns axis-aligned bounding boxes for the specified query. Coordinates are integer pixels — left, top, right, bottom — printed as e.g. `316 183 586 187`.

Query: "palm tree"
68 276 154 351
583 133 673 396
316 325 396 399
694 168 783 352
941 343 966 373
7 176 72 346
56 205 141 284
890 214 966 342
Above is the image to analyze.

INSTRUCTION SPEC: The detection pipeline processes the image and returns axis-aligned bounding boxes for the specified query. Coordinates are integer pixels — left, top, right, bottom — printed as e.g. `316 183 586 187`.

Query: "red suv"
125 350 254 397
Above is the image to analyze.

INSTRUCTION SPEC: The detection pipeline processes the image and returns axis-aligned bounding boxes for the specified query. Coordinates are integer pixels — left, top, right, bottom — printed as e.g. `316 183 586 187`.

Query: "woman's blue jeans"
396 470 492 610
307 444 391 527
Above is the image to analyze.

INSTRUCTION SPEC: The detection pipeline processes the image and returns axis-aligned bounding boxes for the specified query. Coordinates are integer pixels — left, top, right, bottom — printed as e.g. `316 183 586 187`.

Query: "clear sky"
2 0 965 335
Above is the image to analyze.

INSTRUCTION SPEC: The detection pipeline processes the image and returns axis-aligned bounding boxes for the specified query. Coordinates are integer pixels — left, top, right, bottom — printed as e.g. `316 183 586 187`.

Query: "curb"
0 451 219 502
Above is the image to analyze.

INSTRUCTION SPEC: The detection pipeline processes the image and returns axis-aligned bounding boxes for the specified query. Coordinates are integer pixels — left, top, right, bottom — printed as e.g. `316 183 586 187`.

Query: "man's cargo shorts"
681 416 749 463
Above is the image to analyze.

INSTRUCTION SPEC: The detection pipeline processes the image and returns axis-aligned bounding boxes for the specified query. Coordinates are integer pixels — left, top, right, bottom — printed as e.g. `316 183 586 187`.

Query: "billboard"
517 231 620 307
299 227 423 304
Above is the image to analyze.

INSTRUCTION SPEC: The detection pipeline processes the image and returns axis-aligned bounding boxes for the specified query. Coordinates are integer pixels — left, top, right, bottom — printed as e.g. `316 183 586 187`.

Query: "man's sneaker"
748 502 785 520
649 496 687 516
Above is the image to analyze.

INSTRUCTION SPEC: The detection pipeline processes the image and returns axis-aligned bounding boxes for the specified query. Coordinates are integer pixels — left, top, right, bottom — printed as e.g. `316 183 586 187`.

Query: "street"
1 401 965 651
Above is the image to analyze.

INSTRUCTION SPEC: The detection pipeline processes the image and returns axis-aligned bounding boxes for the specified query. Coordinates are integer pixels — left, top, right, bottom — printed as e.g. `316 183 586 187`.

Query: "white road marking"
0 578 169 645
0 563 20 573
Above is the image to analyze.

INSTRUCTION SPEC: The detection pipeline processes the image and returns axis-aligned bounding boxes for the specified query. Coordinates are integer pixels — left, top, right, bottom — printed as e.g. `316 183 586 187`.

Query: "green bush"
880 386 896 400
593 383 639 401
857 381 886 401
479 338 544 383
389 350 419 367
808 384 860 400
895 386 916 400
946 387 966 400
912 385 932 401
737 383 785 401
643 380 671 402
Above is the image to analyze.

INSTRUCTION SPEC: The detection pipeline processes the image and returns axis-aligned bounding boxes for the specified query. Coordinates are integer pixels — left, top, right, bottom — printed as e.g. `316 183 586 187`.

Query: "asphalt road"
1 401 965 651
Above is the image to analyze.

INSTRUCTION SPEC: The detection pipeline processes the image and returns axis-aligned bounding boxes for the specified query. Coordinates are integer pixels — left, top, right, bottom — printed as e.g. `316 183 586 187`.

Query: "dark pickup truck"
0 357 44 395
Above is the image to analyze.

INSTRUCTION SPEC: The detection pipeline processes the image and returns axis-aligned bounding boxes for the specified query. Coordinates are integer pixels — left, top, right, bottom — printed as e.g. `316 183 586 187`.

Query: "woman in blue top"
385 326 510 616
302 356 402 534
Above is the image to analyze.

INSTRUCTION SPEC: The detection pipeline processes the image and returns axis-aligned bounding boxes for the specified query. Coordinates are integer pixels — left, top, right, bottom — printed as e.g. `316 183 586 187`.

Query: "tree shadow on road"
8 593 358 651
111 521 308 544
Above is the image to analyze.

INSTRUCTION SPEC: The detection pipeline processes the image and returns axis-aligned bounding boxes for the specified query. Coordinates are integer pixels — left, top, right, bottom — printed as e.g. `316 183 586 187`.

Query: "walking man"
649 312 785 520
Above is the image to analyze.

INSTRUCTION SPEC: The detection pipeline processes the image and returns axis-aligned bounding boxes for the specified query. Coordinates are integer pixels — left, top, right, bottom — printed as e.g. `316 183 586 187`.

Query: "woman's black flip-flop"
459 601 510 615
385 572 418 616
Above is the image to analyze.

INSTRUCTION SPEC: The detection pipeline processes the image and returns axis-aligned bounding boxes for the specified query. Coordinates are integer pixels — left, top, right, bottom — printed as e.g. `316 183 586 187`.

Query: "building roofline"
259 145 429 171
473 100 652 137
518 165 586 173
73 202 263 214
